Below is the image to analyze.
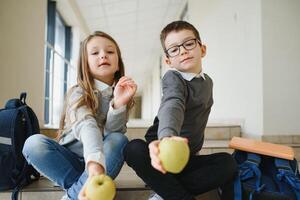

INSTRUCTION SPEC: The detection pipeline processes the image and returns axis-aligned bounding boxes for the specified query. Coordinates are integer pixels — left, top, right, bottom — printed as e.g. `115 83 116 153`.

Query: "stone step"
0 139 231 200
3 138 300 200
0 177 219 200
0 190 219 200
40 124 241 141
0 140 229 200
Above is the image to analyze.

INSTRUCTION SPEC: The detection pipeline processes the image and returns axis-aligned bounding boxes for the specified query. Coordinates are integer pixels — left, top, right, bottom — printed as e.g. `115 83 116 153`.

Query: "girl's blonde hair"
58 31 125 136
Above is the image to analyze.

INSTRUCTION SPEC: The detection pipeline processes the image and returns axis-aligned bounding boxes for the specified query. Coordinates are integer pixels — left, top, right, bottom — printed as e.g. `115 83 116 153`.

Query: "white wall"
262 0 300 135
0 0 47 123
142 78 152 120
188 0 263 137
142 57 161 120
56 0 90 41
0 0 89 127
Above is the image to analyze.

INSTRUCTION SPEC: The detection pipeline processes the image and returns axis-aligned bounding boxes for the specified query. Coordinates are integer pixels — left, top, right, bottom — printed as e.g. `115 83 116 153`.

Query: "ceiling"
74 0 187 93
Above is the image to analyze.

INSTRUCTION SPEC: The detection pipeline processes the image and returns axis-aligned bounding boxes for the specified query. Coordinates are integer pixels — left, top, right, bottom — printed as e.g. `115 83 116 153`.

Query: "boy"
123 21 237 200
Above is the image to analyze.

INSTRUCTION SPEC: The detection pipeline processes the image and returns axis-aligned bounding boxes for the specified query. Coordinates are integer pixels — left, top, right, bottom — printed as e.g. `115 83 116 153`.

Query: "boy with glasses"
124 21 237 200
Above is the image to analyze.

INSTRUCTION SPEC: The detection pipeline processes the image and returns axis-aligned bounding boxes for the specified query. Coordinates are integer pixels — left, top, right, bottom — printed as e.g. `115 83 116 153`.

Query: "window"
44 1 74 127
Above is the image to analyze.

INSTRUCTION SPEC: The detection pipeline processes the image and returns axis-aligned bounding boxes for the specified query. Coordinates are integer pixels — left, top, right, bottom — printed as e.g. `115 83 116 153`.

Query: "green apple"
158 137 190 173
85 174 116 200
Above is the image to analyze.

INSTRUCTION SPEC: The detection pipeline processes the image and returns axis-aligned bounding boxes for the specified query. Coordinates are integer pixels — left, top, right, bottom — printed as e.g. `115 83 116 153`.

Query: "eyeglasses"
165 38 201 58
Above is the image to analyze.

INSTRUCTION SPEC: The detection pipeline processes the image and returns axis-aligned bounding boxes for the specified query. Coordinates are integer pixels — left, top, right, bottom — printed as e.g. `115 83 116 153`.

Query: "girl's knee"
115 132 129 146
22 134 50 157
107 132 129 145
103 133 129 154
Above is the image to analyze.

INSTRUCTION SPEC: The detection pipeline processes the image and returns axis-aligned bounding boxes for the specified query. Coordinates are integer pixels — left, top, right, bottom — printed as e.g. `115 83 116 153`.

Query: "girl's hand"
149 136 188 174
78 181 89 200
113 76 137 109
87 161 105 176
78 162 105 200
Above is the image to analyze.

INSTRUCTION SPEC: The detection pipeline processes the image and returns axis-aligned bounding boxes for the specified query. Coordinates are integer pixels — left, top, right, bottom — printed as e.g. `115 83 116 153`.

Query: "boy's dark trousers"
123 139 237 200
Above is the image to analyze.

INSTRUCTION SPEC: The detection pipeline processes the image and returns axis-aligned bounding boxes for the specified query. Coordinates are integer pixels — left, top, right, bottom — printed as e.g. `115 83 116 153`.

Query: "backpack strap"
275 158 300 200
11 161 39 200
11 163 29 200
19 106 33 135
19 93 27 105
19 92 34 135
234 172 242 200
10 160 28 200
234 152 263 200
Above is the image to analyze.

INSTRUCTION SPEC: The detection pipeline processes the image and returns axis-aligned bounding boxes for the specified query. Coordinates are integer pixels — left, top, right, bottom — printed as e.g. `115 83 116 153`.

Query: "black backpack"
233 150 300 200
0 92 40 200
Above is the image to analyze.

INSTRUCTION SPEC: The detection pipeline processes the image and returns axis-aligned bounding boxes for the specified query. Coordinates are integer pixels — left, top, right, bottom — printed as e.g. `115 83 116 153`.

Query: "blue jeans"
22 132 128 200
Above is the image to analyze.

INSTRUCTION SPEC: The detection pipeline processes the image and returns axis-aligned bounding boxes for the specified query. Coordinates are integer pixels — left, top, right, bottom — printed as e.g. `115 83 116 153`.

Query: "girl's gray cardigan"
59 85 127 170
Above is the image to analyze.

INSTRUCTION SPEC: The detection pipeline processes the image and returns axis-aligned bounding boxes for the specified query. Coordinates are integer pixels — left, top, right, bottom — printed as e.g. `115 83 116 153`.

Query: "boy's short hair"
160 20 201 51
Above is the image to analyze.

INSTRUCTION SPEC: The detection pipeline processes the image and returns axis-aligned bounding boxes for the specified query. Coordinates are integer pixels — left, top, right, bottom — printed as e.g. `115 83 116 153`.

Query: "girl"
22 31 137 200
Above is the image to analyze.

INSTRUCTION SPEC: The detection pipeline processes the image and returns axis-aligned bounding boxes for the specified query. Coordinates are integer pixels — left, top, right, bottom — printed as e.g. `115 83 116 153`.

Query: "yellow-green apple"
85 174 116 200
158 137 190 173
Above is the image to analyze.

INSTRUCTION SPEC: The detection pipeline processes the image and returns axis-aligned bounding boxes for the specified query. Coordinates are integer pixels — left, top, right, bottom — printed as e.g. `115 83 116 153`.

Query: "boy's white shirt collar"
173 69 206 81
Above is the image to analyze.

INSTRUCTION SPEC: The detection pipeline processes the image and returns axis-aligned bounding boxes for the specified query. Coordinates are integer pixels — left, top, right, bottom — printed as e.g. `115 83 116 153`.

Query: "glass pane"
67 65 77 90
45 7 74 127
44 46 54 124
54 14 65 56
52 52 66 127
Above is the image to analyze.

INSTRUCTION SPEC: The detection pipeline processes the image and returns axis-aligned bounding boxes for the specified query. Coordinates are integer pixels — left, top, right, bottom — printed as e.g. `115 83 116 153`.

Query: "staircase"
3 123 300 200
0 124 239 200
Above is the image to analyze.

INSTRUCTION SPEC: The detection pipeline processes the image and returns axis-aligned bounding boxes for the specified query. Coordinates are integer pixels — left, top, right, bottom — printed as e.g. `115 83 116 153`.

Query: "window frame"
44 0 72 127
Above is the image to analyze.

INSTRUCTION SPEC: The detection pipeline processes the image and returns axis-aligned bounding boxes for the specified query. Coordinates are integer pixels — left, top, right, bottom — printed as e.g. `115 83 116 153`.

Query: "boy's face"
164 30 206 74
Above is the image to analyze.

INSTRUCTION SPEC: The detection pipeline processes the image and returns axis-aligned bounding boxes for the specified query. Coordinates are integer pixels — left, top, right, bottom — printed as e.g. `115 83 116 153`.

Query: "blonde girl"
23 31 137 200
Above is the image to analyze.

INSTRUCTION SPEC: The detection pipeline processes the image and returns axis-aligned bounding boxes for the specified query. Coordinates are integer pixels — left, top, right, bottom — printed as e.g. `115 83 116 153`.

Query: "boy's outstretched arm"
157 71 186 139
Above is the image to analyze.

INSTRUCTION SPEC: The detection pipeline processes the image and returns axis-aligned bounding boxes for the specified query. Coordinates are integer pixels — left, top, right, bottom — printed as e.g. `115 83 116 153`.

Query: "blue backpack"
0 93 40 200
233 150 300 200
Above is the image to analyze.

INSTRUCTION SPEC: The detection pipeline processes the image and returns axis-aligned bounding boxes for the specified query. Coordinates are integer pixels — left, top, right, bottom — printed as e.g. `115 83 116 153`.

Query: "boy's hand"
149 136 188 174
113 76 137 109
78 162 105 200
149 140 167 174
169 136 188 144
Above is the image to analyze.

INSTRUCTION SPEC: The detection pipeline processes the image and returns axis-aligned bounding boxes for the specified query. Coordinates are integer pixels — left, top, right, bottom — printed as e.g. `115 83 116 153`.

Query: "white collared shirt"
94 79 113 97
173 69 206 81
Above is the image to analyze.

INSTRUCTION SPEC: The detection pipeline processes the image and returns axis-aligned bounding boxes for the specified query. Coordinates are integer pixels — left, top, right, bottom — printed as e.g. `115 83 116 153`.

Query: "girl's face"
86 36 119 85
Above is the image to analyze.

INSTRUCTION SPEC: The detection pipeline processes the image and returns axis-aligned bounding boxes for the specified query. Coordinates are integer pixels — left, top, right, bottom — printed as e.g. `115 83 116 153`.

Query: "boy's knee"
123 139 148 162
219 153 238 178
